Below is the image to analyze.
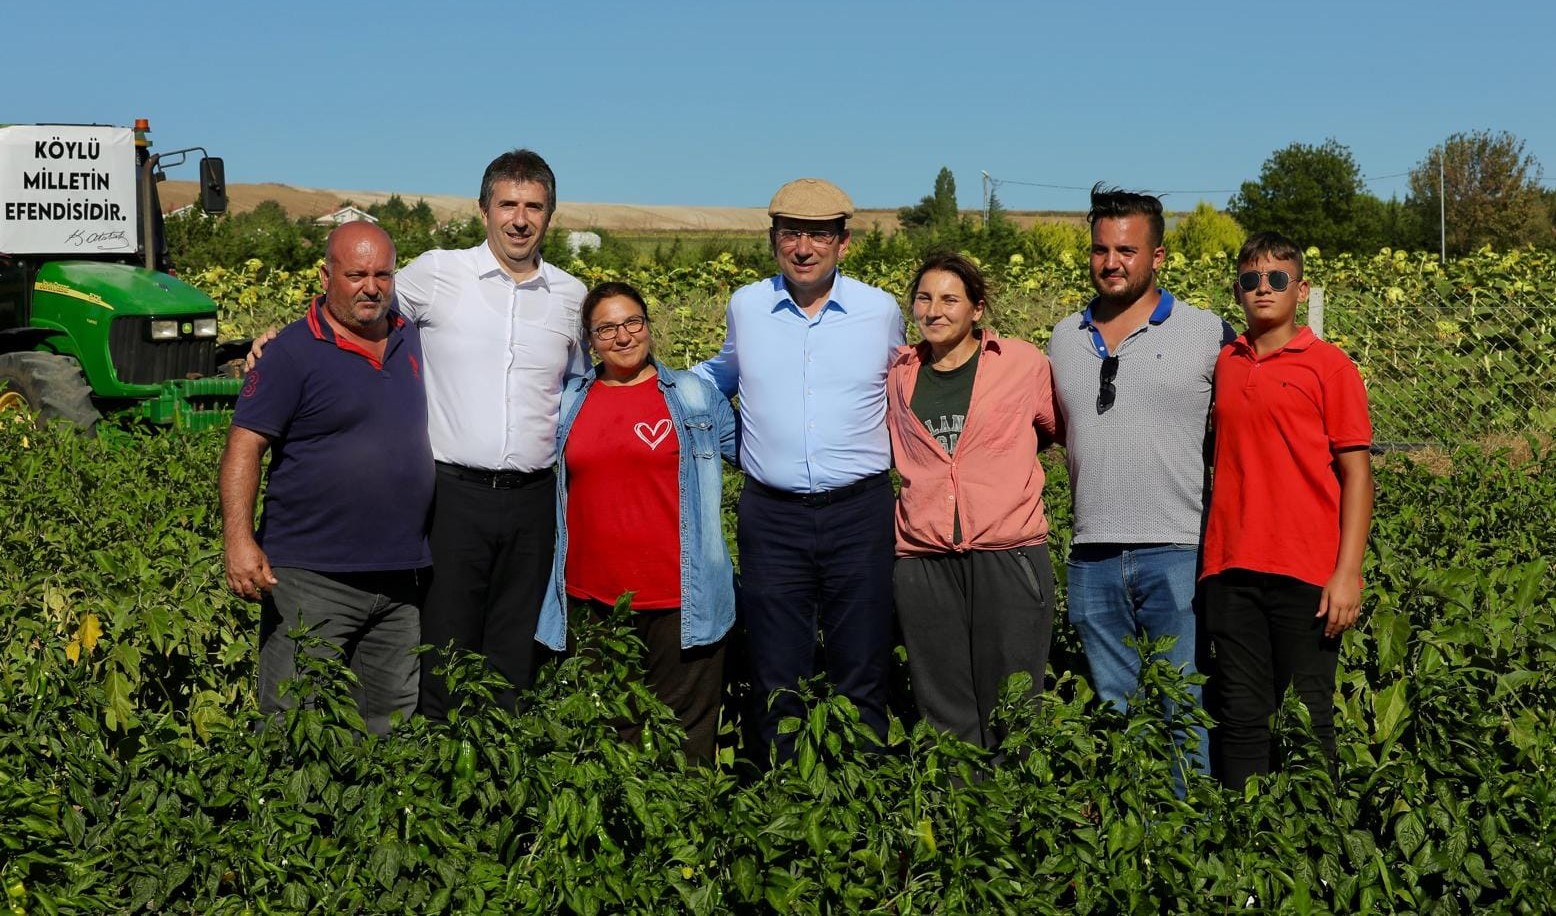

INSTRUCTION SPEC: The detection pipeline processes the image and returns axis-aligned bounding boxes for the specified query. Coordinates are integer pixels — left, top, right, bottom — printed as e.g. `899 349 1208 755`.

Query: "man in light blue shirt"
694 178 905 757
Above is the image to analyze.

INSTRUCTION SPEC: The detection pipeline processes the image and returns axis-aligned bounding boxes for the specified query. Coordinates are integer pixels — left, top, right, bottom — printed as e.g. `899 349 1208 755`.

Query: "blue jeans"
1067 544 1208 775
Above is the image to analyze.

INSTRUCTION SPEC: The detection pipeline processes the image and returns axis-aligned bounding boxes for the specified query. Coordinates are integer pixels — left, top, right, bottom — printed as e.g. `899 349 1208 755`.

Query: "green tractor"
0 119 245 432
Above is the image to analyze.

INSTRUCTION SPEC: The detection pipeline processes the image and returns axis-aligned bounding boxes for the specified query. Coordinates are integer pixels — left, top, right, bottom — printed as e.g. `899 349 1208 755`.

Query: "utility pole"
1439 151 1446 264
981 171 991 226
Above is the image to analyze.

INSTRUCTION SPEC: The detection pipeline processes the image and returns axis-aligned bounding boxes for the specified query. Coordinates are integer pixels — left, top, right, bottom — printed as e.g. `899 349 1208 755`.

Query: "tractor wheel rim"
0 390 29 414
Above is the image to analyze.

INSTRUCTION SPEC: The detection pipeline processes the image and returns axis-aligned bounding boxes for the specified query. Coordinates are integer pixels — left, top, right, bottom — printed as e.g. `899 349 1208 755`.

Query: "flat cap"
768 178 854 221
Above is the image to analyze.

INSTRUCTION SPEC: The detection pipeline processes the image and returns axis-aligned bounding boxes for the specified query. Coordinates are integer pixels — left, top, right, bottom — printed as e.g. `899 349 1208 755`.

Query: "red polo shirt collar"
1231 325 1318 358
305 295 406 370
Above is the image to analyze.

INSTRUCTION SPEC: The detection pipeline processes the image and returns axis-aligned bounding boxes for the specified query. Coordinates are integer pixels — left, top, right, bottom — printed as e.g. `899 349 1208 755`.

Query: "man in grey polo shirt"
1047 183 1233 776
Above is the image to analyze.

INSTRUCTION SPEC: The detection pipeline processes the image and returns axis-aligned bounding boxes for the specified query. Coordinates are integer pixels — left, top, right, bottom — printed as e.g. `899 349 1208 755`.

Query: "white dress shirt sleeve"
393 250 437 324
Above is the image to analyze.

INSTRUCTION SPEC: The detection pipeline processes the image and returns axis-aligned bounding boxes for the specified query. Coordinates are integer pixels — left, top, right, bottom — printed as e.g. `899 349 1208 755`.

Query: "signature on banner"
65 228 131 251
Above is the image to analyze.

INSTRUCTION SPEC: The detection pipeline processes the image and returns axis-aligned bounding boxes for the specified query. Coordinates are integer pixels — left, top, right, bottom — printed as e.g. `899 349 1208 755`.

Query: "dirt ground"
158 181 1081 233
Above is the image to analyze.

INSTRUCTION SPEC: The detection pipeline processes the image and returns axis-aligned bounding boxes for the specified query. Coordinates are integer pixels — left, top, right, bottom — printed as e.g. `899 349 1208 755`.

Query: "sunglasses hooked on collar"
1096 355 1119 414
1236 269 1296 293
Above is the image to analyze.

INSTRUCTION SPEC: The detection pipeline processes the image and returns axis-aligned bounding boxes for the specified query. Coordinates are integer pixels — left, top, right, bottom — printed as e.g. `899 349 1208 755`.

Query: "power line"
985 167 1419 201
988 175 1242 196
988 178 1095 192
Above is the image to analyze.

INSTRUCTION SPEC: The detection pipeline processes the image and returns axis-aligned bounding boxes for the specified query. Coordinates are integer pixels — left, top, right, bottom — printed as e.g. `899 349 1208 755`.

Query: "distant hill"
158 181 1085 233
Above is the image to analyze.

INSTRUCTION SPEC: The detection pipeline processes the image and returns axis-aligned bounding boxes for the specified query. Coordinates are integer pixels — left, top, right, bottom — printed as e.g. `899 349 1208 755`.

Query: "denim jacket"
537 358 739 651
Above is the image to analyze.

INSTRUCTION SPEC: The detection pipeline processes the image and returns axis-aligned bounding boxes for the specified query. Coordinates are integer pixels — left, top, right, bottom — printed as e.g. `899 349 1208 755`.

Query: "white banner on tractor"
0 125 137 255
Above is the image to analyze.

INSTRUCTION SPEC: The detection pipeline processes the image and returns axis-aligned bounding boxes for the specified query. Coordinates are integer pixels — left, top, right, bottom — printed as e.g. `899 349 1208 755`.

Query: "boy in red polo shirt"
1201 231 1374 790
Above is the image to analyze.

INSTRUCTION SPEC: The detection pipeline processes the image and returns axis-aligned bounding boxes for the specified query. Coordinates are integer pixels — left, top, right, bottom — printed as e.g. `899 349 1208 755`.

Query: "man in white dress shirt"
393 150 588 717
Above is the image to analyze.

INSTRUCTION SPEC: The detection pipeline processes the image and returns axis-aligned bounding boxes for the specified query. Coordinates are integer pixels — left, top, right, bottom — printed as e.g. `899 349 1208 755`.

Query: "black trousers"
894 545 1055 750
1203 568 1339 789
736 475 895 759
419 465 555 718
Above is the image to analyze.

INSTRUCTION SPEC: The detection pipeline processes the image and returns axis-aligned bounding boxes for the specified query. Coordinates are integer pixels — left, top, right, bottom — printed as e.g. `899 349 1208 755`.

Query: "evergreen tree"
898 167 960 232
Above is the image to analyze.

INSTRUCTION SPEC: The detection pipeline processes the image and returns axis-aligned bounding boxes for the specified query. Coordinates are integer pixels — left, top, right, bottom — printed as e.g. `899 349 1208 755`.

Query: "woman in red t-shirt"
549 282 737 762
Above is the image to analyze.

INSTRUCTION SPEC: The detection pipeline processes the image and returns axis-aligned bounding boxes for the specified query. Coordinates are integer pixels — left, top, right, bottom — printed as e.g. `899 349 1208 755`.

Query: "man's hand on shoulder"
245 327 279 372
224 536 277 601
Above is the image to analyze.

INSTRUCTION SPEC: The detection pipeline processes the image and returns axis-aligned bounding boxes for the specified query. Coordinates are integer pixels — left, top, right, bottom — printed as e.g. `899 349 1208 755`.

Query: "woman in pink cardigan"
887 253 1061 750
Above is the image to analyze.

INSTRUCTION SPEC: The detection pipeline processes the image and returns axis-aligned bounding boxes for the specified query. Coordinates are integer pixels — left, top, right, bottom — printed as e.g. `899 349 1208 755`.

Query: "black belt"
436 461 552 489
744 471 889 507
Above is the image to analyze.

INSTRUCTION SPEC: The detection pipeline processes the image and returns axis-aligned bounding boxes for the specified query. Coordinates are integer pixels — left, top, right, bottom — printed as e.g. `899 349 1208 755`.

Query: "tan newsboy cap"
768 178 854 221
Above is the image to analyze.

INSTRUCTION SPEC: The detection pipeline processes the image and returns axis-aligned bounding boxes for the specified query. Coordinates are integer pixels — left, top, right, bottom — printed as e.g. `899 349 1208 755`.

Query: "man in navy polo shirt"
220 221 434 735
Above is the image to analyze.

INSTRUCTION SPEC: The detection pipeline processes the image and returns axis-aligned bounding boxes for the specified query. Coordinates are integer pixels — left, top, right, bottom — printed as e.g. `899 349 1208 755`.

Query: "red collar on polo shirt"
305 295 408 371
1231 324 1318 358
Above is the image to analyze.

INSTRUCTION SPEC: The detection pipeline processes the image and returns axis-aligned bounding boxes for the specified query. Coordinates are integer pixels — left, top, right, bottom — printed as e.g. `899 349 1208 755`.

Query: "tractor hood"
33 260 218 318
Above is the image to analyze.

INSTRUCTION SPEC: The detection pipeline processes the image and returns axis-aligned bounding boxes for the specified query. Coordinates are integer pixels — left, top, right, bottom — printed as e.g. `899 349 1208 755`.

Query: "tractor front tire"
0 352 101 433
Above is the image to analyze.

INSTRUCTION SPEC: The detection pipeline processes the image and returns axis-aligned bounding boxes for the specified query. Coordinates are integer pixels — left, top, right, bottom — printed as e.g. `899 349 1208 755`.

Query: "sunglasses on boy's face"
1236 269 1296 293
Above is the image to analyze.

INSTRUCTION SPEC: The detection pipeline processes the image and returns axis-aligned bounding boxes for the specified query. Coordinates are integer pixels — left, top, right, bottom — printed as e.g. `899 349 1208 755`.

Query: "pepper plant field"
2 248 1555 913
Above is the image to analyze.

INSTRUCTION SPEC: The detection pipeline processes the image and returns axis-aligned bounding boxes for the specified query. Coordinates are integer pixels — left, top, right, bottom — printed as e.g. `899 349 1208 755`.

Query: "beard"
1092 269 1156 309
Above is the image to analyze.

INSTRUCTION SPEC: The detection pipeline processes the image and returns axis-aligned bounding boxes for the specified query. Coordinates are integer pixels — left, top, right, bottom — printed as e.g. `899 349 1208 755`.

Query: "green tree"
368 195 443 258
1026 220 1089 262
433 215 488 251
164 199 327 273
1228 139 1382 254
1165 201 1244 259
1542 188 1556 249
842 225 920 274
242 200 328 271
1368 194 1430 251
1407 130 1548 255
898 166 960 232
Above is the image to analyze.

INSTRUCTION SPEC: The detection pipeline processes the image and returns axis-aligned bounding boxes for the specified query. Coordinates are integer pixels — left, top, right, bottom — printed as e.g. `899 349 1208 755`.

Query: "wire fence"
659 281 1554 452
1312 288 1556 450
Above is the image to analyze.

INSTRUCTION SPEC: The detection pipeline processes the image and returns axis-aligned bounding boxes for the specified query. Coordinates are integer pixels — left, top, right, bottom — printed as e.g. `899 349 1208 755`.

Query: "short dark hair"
580 281 649 336
909 251 991 318
479 149 557 212
1088 182 1164 248
1236 231 1305 277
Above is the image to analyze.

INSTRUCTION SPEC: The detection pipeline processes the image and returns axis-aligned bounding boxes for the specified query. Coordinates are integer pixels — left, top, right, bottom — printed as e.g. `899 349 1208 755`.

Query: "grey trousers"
259 567 424 735
894 544 1056 749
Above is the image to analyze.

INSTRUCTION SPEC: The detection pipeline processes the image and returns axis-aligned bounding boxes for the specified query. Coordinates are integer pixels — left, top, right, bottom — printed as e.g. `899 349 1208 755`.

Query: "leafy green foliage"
1026 220 1091 264
1165 201 1244 259
4 368 1556 910
364 195 487 259
166 200 330 275
188 236 1556 449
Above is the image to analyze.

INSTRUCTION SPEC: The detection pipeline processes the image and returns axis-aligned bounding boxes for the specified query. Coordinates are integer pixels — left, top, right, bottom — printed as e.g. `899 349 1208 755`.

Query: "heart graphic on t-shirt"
634 419 671 450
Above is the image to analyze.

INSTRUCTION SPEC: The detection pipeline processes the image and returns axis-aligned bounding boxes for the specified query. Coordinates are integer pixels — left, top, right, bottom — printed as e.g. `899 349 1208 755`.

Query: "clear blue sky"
10 0 1553 212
